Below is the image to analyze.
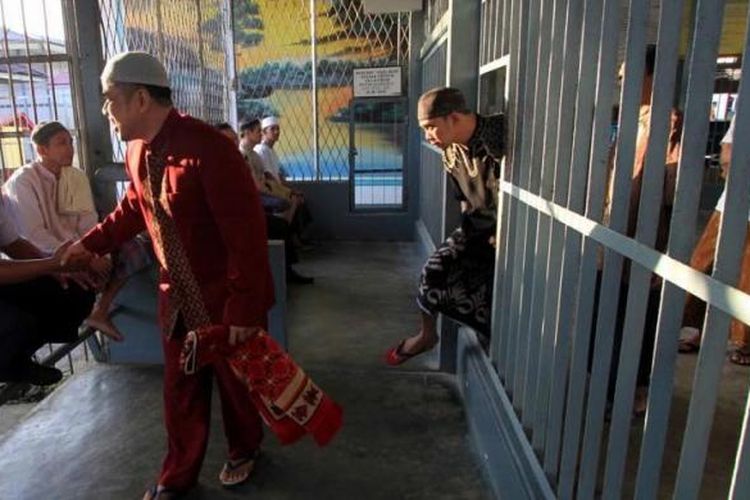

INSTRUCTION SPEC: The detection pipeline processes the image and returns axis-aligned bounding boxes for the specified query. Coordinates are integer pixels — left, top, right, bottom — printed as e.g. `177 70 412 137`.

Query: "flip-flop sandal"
729 347 750 366
219 451 259 487
385 339 426 366
384 338 439 366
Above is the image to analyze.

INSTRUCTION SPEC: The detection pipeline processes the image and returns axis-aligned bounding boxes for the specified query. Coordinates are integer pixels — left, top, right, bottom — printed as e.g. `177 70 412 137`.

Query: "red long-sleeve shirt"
82 109 274 332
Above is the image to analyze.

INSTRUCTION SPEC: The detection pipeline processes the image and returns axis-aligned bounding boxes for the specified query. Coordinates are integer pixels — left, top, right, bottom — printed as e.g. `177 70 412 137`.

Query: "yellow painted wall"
721 0 748 55
682 0 748 56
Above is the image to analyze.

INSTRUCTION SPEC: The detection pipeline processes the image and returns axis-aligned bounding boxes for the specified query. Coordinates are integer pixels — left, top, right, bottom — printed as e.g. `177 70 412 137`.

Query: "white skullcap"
261 116 280 129
101 51 170 88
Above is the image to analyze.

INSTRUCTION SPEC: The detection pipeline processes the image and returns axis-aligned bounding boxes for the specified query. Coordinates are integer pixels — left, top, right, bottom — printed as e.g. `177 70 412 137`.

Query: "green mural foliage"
234 1 264 47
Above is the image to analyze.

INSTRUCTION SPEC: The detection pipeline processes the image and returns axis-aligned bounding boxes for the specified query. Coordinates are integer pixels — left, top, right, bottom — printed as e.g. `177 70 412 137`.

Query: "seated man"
238 120 297 219
0 196 93 385
3 121 152 340
253 116 313 244
221 121 313 285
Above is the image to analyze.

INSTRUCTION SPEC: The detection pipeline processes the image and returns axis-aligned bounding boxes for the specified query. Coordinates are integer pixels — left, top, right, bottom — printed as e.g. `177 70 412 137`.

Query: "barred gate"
487 0 750 498
0 0 83 180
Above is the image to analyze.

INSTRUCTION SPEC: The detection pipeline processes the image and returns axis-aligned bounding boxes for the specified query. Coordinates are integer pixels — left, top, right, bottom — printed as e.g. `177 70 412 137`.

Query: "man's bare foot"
400 333 438 356
85 315 123 341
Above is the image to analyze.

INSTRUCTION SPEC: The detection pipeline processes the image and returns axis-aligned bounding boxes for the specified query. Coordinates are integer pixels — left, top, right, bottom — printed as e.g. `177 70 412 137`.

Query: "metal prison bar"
488 0 750 498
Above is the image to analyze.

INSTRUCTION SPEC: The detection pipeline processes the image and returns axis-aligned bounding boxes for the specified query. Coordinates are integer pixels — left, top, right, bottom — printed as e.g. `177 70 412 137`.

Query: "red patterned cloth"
180 325 342 446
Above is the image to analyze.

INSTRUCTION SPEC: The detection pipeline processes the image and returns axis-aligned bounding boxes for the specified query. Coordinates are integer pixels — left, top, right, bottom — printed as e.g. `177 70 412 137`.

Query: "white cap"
101 51 170 88
261 116 280 129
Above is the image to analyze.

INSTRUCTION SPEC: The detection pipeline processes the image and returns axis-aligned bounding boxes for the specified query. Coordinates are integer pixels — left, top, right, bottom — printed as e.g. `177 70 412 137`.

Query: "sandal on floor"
729 346 750 366
384 339 434 366
142 485 181 500
219 451 259 487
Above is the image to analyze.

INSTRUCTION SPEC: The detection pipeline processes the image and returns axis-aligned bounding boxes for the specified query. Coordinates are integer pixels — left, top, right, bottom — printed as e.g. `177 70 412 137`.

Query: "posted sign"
353 67 402 97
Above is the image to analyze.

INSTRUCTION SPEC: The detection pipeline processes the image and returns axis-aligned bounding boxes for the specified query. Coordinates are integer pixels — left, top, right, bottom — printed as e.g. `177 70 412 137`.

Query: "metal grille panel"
423 0 449 35
490 0 750 497
234 0 314 180
0 0 81 180
316 1 409 183
480 0 508 65
234 0 409 192
98 0 232 160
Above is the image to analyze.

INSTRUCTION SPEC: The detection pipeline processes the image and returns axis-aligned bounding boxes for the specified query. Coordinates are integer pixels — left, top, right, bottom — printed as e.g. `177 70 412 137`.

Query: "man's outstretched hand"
60 240 95 269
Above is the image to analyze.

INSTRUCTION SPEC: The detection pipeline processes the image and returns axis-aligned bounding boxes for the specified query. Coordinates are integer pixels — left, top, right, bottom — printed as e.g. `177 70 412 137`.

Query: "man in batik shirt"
386 87 504 365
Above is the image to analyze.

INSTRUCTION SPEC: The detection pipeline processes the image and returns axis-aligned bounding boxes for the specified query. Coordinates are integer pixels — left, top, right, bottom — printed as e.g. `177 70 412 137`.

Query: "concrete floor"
2 240 746 499
0 241 490 500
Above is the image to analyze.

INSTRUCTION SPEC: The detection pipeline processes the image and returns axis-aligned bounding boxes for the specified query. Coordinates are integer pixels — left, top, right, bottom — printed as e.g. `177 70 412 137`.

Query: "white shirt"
253 142 283 182
2 161 98 253
0 197 19 247
713 118 750 220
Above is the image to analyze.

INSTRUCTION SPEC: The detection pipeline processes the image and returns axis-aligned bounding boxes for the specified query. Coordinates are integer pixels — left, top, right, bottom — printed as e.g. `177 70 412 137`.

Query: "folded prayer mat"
180 325 342 446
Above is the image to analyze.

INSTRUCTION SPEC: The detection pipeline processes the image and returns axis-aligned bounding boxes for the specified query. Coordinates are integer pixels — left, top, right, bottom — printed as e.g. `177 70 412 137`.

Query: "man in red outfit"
63 51 274 499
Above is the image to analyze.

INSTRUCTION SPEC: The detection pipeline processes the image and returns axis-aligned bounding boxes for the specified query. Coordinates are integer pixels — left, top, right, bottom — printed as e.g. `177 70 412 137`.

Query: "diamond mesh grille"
234 0 409 183
98 0 231 160
315 1 409 181
234 0 315 180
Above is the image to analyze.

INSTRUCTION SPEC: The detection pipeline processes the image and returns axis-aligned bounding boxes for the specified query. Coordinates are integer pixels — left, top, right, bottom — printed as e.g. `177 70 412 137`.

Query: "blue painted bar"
730 388 750 500
496 0 527 381
532 219 562 452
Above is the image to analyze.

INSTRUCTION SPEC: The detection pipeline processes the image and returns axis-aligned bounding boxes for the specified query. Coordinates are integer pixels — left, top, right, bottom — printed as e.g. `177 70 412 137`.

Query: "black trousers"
265 214 298 269
0 277 94 377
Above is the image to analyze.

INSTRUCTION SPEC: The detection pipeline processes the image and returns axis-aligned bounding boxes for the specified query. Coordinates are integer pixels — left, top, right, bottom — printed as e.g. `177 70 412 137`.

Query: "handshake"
51 240 111 290
56 240 95 269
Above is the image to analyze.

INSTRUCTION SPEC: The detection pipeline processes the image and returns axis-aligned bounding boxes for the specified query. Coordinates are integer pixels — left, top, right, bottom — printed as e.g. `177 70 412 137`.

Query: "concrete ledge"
456 327 554 500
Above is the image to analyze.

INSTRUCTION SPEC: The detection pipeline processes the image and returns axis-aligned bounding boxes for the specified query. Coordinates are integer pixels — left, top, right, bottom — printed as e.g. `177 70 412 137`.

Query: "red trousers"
158 325 264 490
684 211 750 348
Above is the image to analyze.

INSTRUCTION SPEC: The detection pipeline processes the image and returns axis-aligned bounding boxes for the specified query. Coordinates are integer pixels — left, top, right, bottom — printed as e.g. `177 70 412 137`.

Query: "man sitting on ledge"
386 87 505 365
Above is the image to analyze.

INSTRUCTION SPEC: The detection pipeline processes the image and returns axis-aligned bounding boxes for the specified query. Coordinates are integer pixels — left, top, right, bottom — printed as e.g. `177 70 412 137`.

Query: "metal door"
348 97 408 211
